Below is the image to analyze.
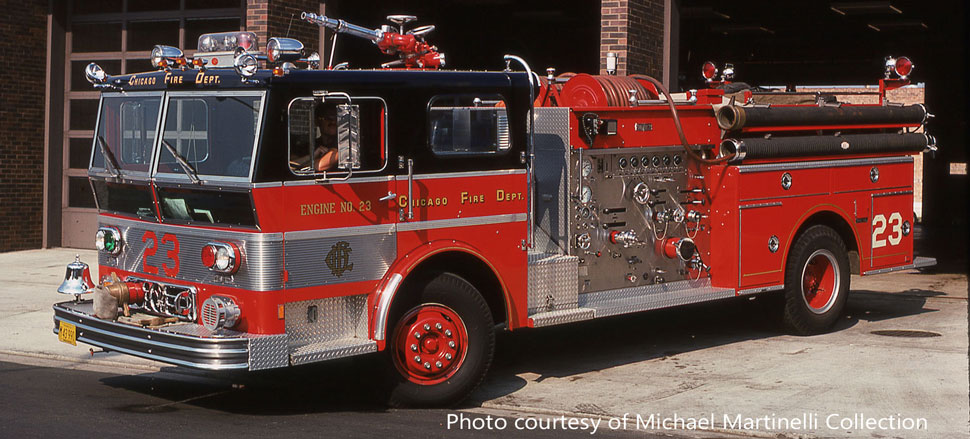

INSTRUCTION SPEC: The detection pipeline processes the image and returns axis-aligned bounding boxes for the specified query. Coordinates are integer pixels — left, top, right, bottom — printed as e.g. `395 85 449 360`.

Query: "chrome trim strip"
283 175 394 186
738 284 785 295
251 181 283 188
863 257 936 275
284 223 396 240
739 201 783 210
373 273 404 341
736 156 913 173
872 190 914 198
54 315 247 355
397 213 527 232
411 169 527 180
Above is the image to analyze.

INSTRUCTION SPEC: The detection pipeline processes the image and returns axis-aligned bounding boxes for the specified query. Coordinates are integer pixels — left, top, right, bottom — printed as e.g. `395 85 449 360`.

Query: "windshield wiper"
96 135 122 179
161 139 201 184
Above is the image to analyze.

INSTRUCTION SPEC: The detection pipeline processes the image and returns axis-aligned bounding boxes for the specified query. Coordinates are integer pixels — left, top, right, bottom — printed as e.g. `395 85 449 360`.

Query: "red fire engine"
53 13 936 406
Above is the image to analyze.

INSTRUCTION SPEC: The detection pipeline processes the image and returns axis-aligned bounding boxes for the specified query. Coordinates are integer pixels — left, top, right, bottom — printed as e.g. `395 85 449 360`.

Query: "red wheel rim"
800 249 840 314
391 304 468 385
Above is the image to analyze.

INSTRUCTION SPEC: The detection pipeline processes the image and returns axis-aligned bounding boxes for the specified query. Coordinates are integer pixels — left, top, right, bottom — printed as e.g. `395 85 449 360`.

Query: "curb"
0 349 162 373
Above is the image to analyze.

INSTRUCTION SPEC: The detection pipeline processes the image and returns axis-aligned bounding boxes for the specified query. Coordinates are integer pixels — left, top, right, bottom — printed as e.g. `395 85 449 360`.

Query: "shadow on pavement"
98 279 944 415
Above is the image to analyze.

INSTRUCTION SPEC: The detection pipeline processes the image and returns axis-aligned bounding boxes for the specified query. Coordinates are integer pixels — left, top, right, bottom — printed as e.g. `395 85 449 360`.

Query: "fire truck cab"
54 22 935 407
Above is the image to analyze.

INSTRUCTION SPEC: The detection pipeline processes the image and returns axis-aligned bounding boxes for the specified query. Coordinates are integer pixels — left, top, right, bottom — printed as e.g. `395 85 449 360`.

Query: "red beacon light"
885 55 914 79
701 61 718 82
894 56 914 79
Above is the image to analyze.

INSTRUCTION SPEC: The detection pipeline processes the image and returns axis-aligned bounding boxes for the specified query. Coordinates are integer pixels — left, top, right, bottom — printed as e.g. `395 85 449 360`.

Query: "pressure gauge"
652 156 661 167
576 233 592 250
673 154 683 166
630 156 639 167
618 157 628 168
580 186 593 204
663 155 672 167
581 158 593 178
580 206 591 218
641 156 650 167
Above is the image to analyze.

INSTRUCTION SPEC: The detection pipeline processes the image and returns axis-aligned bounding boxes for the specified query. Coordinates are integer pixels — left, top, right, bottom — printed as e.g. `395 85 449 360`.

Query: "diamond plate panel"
290 338 378 365
248 334 289 370
579 278 736 318
527 252 579 314
533 107 573 254
98 217 284 291
285 295 369 348
284 232 395 288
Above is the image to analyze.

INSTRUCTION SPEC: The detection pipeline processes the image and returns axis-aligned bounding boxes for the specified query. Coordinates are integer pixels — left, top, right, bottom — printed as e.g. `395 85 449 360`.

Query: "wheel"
781 225 850 335
386 272 494 407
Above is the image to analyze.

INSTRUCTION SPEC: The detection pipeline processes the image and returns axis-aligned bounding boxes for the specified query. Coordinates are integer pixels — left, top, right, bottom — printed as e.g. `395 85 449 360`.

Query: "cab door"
281 95 396 300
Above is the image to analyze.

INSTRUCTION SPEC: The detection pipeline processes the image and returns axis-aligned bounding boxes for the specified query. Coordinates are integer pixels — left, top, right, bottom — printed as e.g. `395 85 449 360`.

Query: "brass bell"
58 254 94 299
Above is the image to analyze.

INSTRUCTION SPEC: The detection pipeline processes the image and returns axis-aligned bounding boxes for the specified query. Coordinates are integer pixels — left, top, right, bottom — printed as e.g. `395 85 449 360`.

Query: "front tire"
386 273 494 407
781 225 850 335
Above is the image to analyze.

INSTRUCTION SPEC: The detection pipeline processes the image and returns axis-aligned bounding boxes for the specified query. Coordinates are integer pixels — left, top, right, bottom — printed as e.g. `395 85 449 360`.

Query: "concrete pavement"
0 247 966 438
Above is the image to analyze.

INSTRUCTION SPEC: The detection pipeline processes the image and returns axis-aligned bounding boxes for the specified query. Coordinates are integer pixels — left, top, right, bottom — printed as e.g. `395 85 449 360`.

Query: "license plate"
58 321 77 346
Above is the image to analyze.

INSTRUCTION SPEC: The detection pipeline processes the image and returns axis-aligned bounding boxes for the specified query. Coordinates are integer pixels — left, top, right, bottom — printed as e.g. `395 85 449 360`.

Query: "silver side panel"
283 230 396 288
285 294 376 366
579 278 736 318
527 252 579 314
98 217 284 291
532 107 573 254
285 295 370 348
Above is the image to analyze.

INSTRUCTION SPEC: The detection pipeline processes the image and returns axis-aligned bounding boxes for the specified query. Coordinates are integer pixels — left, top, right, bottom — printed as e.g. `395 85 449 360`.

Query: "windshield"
156 93 263 181
91 93 162 175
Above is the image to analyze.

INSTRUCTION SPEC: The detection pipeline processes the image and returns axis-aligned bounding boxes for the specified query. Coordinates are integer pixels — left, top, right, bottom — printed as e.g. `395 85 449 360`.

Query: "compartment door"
868 191 914 271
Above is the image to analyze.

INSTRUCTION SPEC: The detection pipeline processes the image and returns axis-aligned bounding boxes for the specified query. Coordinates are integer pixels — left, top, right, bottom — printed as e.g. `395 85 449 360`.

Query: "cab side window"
427 95 510 156
287 97 385 175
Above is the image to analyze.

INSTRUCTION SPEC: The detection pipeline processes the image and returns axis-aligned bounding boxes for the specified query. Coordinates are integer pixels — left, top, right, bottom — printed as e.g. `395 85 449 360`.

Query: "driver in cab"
291 104 338 172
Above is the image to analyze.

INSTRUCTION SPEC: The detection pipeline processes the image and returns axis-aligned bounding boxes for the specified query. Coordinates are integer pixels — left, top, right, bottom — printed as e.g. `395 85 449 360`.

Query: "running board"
290 338 377 366
579 278 737 318
862 256 937 275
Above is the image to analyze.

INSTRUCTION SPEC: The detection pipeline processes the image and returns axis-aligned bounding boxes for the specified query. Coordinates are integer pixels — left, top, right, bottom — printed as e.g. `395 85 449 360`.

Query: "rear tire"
386 272 494 407
781 225 850 335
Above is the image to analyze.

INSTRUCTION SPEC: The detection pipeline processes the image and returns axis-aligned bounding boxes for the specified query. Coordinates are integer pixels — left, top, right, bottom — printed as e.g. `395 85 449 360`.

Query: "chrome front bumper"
53 300 288 371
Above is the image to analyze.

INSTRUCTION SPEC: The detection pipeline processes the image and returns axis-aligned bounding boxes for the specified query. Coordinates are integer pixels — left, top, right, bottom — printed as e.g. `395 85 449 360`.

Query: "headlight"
150 45 185 69
84 63 107 84
201 242 241 274
95 226 122 255
233 53 258 78
266 37 304 63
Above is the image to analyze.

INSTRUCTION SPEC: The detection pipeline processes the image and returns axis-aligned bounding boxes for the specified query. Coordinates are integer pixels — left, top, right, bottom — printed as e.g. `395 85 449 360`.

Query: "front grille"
128 278 197 322
201 300 218 329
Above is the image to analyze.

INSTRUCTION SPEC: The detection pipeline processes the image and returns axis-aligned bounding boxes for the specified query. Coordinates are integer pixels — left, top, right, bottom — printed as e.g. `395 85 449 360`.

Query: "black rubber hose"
722 132 931 162
717 104 927 131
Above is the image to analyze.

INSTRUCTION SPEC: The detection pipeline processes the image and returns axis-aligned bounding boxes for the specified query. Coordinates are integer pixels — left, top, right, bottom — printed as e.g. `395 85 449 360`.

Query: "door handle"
406 159 414 220
379 192 396 202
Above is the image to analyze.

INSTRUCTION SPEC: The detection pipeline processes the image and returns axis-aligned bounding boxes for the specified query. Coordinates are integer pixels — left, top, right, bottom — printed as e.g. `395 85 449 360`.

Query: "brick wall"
600 0 665 77
247 0 321 56
0 0 47 251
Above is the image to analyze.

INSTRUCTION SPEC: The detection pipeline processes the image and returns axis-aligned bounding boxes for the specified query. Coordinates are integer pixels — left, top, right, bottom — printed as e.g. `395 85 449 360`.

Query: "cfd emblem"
325 241 354 277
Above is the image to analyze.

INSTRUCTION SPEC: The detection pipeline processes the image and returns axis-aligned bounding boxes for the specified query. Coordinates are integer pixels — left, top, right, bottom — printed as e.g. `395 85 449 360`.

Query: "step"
529 308 595 328
579 278 736 318
290 338 377 366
